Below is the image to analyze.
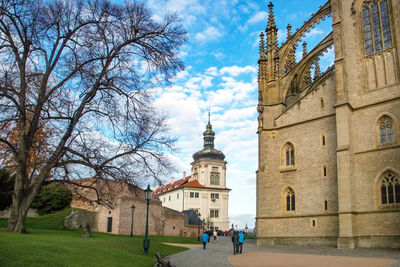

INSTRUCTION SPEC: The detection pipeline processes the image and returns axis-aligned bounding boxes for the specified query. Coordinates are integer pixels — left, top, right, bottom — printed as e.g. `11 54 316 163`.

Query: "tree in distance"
0 0 186 233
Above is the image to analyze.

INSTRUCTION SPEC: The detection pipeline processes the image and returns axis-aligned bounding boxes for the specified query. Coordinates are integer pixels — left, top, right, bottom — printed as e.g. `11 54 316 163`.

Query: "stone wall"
64 209 97 231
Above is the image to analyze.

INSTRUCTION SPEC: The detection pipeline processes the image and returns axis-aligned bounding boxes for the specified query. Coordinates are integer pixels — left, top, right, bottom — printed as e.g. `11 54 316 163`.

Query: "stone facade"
256 0 400 248
68 179 188 236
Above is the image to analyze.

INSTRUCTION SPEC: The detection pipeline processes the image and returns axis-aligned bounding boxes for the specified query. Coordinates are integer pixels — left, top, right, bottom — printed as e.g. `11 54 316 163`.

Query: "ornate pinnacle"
287 24 292 39
314 59 321 80
302 42 307 58
259 32 266 58
267 2 276 30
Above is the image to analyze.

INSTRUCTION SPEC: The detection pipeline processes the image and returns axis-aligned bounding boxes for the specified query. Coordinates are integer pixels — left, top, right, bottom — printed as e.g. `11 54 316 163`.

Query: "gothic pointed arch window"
380 171 400 205
285 188 295 211
282 142 295 167
378 115 394 144
362 0 393 55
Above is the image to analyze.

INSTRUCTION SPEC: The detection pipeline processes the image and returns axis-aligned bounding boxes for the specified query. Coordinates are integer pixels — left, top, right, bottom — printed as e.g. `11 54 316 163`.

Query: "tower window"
362 0 392 55
195 192 199 198
320 98 325 108
324 200 328 210
323 166 327 177
210 174 220 185
322 135 326 146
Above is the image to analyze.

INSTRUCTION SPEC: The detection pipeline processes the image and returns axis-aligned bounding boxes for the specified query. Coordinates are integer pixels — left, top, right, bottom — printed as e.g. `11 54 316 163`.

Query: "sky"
145 0 334 230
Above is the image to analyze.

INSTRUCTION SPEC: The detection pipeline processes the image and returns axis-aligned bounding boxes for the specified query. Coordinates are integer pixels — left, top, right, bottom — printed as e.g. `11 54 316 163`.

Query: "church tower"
256 0 400 249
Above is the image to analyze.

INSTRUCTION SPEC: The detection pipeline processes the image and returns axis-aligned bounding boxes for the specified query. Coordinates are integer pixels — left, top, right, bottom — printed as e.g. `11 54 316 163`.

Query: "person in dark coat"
231 231 239 255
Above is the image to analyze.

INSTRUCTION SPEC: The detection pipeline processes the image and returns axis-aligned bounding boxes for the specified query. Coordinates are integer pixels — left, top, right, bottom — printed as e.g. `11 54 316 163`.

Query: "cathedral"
256 0 400 248
154 115 230 231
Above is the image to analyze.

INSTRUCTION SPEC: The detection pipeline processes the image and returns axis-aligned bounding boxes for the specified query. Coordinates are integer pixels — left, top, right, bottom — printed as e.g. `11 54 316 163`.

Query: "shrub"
31 184 72 215
0 168 14 210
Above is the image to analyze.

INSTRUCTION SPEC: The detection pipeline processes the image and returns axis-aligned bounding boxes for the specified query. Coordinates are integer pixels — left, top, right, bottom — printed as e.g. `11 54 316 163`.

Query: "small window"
379 116 394 144
312 220 316 227
210 209 219 218
190 192 194 198
322 135 326 146
211 193 219 199
169 196 171 201
324 200 328 211
282 143 295 167
320 98 325 108
194 168 198 174
210 174 220 185
323 166 327 177
177 193 179 199
286 188 295 211
195 192 199 198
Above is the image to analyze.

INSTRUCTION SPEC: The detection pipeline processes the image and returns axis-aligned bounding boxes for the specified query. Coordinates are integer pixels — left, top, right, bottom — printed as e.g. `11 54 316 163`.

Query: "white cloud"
247 11 267 25
195 26 223 43
206 67 218 76
219 65 257 76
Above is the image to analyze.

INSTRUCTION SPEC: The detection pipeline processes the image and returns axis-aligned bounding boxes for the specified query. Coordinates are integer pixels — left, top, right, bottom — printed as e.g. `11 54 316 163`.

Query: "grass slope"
0 208 199 266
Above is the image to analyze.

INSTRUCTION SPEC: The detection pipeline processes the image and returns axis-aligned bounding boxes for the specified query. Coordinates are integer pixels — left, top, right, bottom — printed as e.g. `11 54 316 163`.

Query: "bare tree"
0 0 186 233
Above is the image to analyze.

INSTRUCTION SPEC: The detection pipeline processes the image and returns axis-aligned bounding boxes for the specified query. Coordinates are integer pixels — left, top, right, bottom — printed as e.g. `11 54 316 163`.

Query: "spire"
287 24 292 40
302 42 307 58
203 112 215 149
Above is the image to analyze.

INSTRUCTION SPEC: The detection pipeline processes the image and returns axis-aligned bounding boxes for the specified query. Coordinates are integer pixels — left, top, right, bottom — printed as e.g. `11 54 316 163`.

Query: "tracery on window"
362 0 392 55
286 188 295 211
380 171 400 205
379 115 394 144
283 143 295 166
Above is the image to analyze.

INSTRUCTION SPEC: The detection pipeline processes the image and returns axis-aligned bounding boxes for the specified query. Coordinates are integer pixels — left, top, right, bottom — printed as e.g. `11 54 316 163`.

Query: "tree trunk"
7 194 32 233
7 172 39 233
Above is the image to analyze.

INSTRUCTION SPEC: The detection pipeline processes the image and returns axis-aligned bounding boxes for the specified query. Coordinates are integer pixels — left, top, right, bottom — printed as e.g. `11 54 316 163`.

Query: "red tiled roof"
154 176 231 195
153 176 190 195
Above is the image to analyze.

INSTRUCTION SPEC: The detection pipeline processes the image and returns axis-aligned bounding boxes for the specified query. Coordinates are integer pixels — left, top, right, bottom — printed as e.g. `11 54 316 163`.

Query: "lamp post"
143 184 152 256
197 212 201 241
130 204 135 238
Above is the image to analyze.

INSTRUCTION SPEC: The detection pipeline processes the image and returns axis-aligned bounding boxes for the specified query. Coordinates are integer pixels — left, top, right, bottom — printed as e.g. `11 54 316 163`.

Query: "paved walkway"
167 236 400 267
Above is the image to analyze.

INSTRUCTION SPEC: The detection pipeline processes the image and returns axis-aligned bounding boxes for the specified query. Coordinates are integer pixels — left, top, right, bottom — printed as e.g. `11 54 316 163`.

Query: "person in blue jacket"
238 231 245 254
201 232 209 250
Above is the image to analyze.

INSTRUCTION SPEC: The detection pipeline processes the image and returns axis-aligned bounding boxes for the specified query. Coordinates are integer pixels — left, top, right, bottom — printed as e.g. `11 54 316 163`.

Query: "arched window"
379 116 394 144
381 171 400 205
283 143 295 166
362 0 392 55
286 188 295 211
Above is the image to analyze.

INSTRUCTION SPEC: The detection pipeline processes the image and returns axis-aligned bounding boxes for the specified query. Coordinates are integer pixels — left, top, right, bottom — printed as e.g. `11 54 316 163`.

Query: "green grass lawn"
0 208 199 266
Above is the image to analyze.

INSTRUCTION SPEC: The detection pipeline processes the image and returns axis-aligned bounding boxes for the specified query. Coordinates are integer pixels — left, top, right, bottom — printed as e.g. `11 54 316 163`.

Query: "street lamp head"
131 204 135 213
144 184 152 200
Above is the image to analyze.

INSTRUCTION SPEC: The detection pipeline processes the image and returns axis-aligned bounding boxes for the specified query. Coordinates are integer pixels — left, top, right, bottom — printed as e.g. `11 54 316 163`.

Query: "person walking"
213 230 217 242
231 231 239 255
201 232 209 250
238 231 245 254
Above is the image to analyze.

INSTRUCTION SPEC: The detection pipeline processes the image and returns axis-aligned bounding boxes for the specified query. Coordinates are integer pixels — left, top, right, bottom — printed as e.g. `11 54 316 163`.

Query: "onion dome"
192 112 225 161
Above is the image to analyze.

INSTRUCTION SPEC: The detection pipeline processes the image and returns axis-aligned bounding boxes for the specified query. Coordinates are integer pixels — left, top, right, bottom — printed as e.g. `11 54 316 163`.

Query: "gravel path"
167 236 400 267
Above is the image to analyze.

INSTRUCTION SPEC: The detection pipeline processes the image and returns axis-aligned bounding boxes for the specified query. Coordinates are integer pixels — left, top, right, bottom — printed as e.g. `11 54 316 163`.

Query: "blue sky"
146 0 333 229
